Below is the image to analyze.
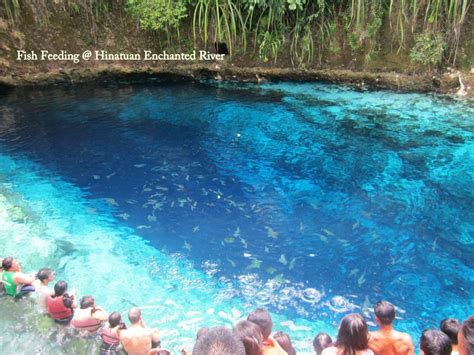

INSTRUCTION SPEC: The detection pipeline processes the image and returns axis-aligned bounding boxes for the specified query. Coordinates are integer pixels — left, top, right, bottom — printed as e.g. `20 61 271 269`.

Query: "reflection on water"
0 80 473 353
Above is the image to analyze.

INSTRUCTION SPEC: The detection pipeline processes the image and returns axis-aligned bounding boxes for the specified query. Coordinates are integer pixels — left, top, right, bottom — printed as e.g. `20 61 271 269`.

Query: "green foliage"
409 31 446 67
127 0 188 31
1 0 20 21
192 0 245 55
258 30 284 63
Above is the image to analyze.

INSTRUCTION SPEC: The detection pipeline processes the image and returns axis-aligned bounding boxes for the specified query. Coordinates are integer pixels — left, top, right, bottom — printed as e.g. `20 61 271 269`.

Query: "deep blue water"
0 80 473 352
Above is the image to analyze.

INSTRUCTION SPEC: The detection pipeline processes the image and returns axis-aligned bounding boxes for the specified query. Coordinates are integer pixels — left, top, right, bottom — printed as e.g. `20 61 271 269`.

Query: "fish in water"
93 175 100 180
104 198 119 207
357 273 366 287
239 237 248 249
106 172 116 179
247 258 262 269
352 221 360 230
266 267 277 274
226 257 236 267
322 228 335 236
233 227 241 238
265 226 279 239
279 254 288 265
156 186 169 191
174 184 185 191
224 237 235 243
289 258 297 270
134 164 146 168
116 213 130 220
193 226 200 233
183 241 192 251
137 225 151 229
147 215 157 222
273 274 285 284
349 268 359 277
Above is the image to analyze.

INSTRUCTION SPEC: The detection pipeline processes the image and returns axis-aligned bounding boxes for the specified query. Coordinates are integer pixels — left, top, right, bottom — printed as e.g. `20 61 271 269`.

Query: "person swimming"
322 313 374 355
120 307 160 355
47 280 77 324
1 257 36 297
368 300 415 355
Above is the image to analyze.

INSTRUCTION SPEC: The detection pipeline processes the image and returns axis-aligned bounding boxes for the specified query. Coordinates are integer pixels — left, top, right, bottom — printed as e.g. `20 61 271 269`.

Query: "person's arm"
13 272 35 285
403 334 415 355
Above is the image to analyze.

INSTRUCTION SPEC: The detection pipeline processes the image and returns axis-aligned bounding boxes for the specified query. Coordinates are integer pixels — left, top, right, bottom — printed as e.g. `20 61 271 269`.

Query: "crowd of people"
1 256 473 355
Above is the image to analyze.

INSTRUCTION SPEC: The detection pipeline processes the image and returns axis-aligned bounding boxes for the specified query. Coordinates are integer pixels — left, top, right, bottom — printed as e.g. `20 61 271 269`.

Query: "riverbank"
1 63 473 98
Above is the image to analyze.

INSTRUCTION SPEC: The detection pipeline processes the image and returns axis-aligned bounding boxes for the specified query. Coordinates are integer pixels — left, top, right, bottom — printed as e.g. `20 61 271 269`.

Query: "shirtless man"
120 307 160 355
368 301 414 355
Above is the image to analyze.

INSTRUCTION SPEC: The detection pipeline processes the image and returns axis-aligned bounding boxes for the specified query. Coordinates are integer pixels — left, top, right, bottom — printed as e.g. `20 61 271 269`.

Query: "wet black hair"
336 314 369 355
193 326 245 355
461 316 474 355
53 280 68 297
374 300 396 325
247 308 273 340
440 318 461 344
233 320 263 355
420 329 452 355
313 332 333 355
108 311 122 328
80 295 95 309
37 268 53 282
2 257 13 270
274 331 296 355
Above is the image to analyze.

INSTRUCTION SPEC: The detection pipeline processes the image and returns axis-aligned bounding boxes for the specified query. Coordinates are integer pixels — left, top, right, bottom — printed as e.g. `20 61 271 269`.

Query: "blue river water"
0 80 473 354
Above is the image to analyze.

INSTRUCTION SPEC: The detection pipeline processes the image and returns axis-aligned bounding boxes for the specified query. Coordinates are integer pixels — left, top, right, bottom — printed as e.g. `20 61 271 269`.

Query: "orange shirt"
263 336 288 355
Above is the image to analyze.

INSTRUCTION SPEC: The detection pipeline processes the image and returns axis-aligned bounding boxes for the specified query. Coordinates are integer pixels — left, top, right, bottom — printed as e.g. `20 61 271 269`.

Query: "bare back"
369 330 414 355
120 326 153 355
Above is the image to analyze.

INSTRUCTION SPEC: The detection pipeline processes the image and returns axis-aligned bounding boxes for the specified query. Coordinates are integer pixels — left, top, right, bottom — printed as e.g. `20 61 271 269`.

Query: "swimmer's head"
313 332 333 354
374 300 396 325
420 329 451 355
247 308 273 340
233 320 263 355
37 268 54 282
1 257 15 271
53 280 68 297
336 314 369 353
109 311 122 328
193 326 245 355
128 307 142 324
80 295 95 309
440 318 461 345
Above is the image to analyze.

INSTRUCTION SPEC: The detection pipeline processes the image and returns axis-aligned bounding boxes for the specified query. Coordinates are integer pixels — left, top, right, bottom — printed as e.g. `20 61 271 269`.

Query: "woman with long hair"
322 314 374 355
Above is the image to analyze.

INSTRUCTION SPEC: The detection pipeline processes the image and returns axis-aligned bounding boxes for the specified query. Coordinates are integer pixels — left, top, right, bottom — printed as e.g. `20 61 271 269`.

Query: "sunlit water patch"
0 81 473 353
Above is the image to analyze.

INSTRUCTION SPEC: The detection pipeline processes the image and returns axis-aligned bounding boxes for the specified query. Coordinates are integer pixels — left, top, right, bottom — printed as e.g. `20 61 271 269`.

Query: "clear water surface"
0 80 473 354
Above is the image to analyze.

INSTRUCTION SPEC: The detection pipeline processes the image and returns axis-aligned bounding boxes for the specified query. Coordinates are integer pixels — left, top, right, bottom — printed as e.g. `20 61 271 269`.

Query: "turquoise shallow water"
0 80 473 354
